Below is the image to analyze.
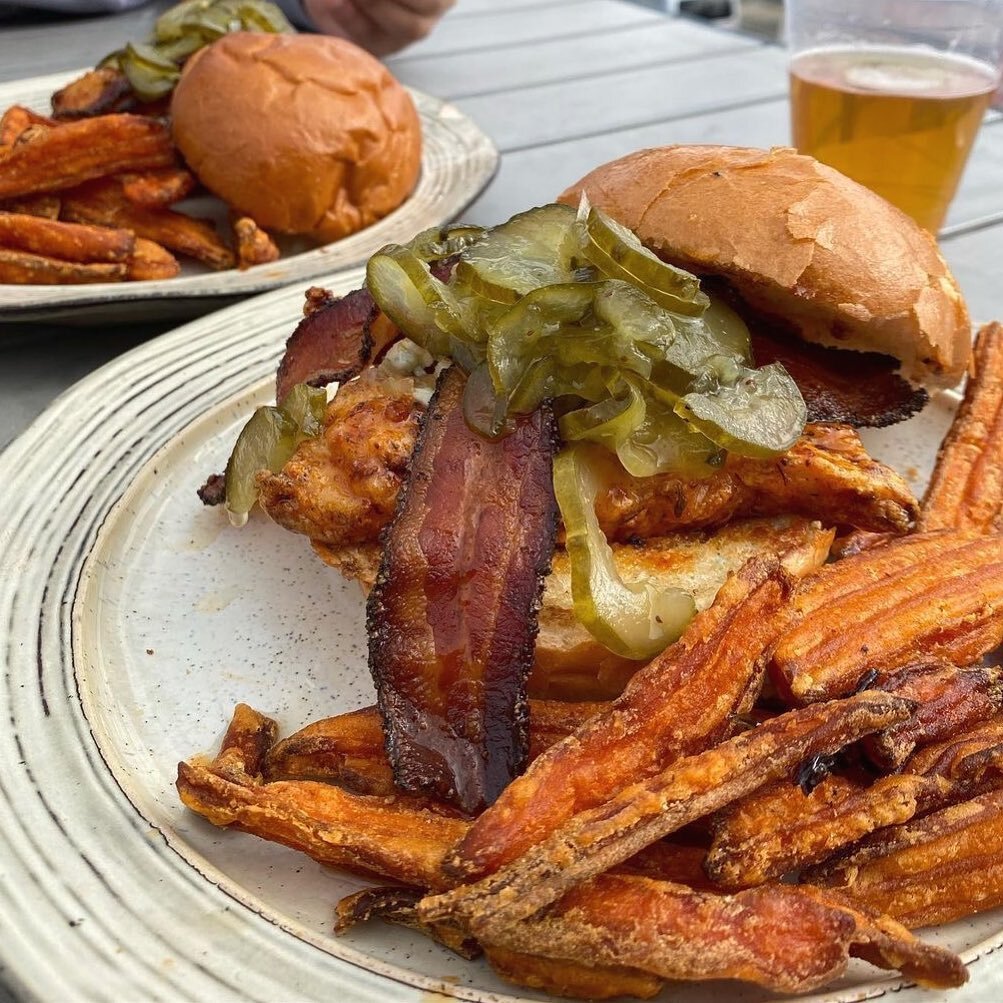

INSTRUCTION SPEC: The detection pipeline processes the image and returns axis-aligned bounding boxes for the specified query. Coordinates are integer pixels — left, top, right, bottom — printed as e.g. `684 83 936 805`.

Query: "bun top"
558 145 971 383
171 32 422 242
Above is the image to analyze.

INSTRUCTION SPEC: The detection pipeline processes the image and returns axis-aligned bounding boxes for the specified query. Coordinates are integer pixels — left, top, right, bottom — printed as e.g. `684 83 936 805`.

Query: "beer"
790 46 998 232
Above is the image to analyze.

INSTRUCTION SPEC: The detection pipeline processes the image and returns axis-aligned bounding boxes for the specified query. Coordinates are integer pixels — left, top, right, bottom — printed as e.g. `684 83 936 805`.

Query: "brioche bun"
558 145 970 383
171 32 422 242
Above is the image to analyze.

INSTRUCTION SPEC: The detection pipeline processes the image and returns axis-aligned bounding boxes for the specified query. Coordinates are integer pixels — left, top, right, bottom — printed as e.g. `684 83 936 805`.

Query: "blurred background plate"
0 70 498 325
1 272 1001 1002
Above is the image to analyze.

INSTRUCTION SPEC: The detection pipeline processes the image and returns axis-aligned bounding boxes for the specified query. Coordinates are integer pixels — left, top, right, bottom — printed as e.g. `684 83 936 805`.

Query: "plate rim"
0 68 499 321
1 285 1002 1002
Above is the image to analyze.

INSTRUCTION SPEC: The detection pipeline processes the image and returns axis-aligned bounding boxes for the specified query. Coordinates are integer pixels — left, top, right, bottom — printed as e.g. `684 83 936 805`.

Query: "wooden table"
1 0 1001 453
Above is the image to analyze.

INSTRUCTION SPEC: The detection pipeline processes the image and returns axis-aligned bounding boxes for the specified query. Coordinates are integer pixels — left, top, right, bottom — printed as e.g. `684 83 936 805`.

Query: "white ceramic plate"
1 276 1002 1002
0 70 498 324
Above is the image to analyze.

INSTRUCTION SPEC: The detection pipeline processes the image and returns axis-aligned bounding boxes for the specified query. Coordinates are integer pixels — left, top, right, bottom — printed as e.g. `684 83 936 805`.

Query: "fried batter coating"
264 700 606 795
258 372 422 547
770 530 1003 704
258 372 918 549
920 322 1003 532
863 661 1003 770
422 691 911 933
705 772 947 889
477 874 964 993
443 556 794 883
176 704 467 891
806 786 1003 928
484 944 663 1001
904 714 1003 780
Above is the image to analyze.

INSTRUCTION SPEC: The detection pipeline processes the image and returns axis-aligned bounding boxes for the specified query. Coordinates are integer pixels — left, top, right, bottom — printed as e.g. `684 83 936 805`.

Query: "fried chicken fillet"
256 370 918 551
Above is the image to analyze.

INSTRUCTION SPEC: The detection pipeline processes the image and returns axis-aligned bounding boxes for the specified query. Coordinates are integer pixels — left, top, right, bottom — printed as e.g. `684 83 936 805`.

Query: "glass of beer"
788 0 1003 232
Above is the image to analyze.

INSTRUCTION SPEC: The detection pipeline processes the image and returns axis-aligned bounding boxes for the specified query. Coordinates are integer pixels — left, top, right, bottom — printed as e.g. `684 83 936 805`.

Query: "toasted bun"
171 32 421 242
558 145 970 383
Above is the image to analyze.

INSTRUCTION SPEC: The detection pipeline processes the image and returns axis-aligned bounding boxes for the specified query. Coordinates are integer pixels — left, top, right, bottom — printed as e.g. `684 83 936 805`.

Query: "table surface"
1 0 1002 453
0 4 1001 1001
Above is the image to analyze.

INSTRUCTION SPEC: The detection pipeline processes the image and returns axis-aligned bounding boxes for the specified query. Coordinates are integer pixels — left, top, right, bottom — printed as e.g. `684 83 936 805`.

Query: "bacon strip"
920 322 1003 532
422 691 911 932
443 555 793 882
263 699 606 794
368 365 559 815
274 287 379 403
750 327 928 428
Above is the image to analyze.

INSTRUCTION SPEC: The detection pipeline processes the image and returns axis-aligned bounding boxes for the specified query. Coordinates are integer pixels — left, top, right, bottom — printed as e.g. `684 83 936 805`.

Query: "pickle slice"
366 246 469 356
453 203 578 303
224 383 326 526
554 444 696 659
675 363 807 458
561 374 720 479
406 224 486 263
577 204 710 316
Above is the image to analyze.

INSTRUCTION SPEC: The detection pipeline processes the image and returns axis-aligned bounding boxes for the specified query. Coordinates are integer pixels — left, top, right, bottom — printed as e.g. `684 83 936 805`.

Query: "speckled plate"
1 274 1002 1001
0 69 498 325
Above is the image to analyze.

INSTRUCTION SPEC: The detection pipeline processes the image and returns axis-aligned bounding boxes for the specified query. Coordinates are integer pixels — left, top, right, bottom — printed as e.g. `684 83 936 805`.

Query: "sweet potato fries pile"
0 85 279 283
178 323 1003 998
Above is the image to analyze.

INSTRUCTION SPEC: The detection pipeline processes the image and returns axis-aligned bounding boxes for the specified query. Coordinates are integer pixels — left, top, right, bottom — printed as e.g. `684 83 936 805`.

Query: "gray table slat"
451 44 788 151
449 0 581 15
941 227 1003 325
942 119 1003 234
391 0 663 61
390 18 760 99
460 98 791 223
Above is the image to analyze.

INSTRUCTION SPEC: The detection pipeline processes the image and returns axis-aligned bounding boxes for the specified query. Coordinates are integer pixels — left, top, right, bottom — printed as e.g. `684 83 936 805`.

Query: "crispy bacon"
275 287 385 403
749 327 928 427
367 365 559 815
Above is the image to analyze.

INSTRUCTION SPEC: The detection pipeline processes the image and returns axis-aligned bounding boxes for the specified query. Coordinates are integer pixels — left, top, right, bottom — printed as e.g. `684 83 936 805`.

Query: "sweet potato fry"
62 179 234 269
863 661 1003 770
0 211 133 263
233 216 280 269
51 67 136 119
336 885 666 999
264 699 605 795
472 874 965 992
0 105 56 149
797 886 968 988
920 322 1003 532
422 691 912 932
443 556 795 882
0 195 61 219
127 237 180 281
904 714 1003 779
0 114 176 200
484 944 663 1001
806 786 1003 928
335 886 482 960
770 529 1003 704
705 772 948 889
0 247 126 284
120 167 197 208
177 758 467 893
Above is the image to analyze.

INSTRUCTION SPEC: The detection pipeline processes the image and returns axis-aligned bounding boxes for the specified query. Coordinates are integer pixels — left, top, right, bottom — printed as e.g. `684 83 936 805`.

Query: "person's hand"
303 0 455 56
